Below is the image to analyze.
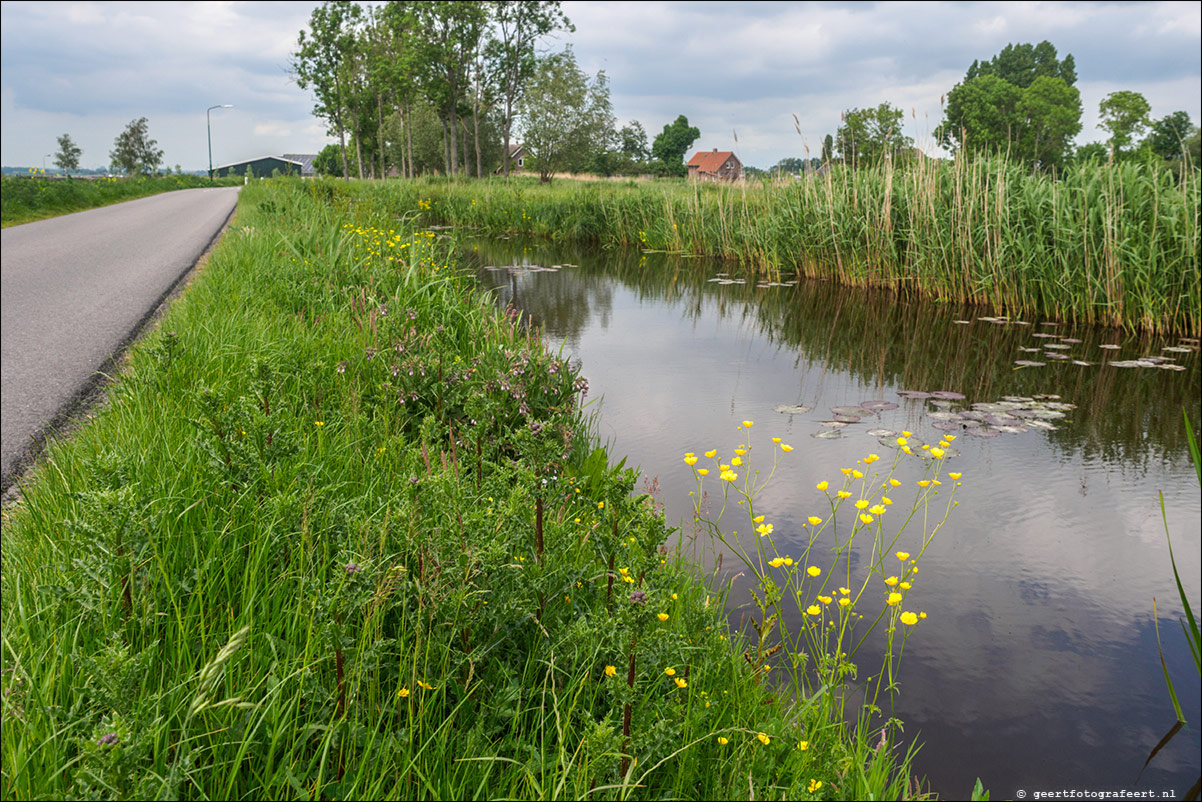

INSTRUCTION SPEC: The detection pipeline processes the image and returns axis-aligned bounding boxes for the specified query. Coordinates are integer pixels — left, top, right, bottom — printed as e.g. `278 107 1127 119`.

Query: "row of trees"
765 41 1197 178
48 120 167 177
293 0 576 180
294 1 709 181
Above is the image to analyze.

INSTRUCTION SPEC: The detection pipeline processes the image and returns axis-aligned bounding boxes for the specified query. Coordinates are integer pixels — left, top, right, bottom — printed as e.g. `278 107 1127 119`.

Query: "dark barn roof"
213 155 303 177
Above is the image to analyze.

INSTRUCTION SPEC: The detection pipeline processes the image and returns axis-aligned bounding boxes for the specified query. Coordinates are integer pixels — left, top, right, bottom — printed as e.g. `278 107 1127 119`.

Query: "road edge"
1 188 242 503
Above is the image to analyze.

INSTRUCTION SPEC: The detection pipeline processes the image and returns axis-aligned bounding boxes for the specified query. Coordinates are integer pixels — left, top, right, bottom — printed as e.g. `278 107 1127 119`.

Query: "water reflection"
467 236 1201 798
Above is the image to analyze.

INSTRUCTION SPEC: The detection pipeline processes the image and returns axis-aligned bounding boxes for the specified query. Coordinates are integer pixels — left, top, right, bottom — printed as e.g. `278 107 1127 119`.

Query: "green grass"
357 157 1201 336
2 178 934 800
1 174 243 227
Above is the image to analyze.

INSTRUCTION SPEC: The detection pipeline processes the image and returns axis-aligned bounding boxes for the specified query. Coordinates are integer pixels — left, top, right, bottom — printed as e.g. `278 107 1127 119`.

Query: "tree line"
294 1 714 181
46 119 170 177
766 41 1199 177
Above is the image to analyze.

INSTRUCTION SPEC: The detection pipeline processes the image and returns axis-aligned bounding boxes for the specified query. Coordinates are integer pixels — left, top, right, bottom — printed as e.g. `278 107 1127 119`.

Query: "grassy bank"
1 174 242 227
360 157 1200 336
1 178 957 799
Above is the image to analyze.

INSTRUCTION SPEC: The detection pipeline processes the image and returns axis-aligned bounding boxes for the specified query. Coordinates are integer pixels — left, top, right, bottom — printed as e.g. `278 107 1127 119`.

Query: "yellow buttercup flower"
917 480 930 488
770 557 786 568
731 456 742 466
417 680 436 690
718 737 729 745
869 504 886 515
889 478 901 487
675 677 687 689
949 472 962 479
860 512 875 524
809 779 823 793
757 732 771 745
772 437 781 443
705 449 717 458
657 613 670 621
781 444 794 452
817 595 832 605
900 611 919 625
753 515 765 523
807 516 823 526
697 468 709 475
885 576 899 586
756 523 773 536
896 551 910 561
807 566 821 577
742 420 755 428
684 455 698 465
838 597 851 607
605 665 617 677
398 687 410 698
817 481 829 491
886 592 903 606
855 499 870 509
798 740 809 751
836 490 852 499
664 667 676 676
720 470 737 482
806 604 821 616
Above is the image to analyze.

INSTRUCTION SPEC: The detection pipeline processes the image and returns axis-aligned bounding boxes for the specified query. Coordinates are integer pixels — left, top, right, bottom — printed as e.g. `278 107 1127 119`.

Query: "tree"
821 134 834 164
53 133 82 174
488 1 574 179
965 41 1076 89
650 115 700 176
518 48 613 182
1098 90 1152 155
937 41 1080 168
294 1 361 180
109 118 164 176
618 120 650 163
835 103 913 166
1146 111 1196 161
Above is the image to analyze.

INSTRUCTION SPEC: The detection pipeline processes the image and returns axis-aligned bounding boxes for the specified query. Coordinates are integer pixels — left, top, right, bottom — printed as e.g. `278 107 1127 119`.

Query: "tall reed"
365 156 1200 335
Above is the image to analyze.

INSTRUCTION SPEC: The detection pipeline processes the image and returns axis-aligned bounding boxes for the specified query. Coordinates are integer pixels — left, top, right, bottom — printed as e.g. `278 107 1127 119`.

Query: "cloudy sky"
2 1 1199 171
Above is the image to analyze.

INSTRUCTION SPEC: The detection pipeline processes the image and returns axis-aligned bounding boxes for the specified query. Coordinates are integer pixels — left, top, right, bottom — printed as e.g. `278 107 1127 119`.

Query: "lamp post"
43 154 51 171
207 104 233 181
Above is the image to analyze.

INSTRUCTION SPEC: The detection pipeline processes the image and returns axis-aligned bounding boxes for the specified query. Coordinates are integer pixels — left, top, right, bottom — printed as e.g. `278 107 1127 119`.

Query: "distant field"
1 174 241 227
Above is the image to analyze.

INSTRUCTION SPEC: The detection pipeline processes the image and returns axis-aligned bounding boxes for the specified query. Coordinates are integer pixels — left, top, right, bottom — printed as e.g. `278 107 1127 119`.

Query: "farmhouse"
686 149 742 182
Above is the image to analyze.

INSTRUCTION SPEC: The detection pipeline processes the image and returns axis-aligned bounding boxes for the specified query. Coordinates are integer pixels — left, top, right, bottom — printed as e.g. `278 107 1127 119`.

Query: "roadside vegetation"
363 154 1200 336
0 174 242 228
1 177 975 800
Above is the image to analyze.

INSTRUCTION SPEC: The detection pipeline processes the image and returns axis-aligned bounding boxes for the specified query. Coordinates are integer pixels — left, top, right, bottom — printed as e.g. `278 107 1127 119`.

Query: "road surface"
2 186 240 494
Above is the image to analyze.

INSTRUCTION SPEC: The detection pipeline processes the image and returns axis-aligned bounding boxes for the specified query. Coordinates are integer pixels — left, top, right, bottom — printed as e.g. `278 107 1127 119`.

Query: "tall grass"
2 178 934 799
363 156 1200 336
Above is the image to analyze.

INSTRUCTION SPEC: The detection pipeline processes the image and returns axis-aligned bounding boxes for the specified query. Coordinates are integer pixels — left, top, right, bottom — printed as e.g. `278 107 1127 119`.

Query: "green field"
1 174 242 227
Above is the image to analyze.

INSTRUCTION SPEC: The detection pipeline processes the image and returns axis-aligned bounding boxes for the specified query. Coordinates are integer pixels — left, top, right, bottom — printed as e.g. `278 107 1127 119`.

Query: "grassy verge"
357 157 1200 336
1 174 243 227
2 177 940 799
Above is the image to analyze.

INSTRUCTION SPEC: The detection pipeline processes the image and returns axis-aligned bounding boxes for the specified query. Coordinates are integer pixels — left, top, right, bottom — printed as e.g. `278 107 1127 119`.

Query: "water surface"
468 237 1202 800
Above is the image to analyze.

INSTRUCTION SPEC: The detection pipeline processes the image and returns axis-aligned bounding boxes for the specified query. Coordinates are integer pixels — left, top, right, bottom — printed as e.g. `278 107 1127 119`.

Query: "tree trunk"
336 77 349 181
473 78 483 178
449 106 459 178
461 118 470 177
377 94 386 178
440 116 450 175
406 104 414 178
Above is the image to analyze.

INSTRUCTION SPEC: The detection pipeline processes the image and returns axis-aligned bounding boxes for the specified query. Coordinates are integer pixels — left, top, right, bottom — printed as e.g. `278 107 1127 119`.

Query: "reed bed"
366 157 1200 336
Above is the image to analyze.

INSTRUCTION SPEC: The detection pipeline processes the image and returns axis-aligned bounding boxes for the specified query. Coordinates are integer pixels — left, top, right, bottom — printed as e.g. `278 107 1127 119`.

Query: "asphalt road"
1 186 240 493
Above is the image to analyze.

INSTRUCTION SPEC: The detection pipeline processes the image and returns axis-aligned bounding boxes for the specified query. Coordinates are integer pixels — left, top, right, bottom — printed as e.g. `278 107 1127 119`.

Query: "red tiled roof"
686 150 739 173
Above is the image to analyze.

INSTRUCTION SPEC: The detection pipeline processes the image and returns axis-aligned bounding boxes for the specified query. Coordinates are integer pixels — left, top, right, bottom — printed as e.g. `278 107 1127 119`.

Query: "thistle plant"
684 420 961 729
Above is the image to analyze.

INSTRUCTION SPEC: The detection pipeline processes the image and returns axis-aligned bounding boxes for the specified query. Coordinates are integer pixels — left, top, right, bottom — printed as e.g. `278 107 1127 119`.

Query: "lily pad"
1163 346 1194 353
819 420 849 429
1019 346 1042 352
931 420 964 432
1032 332 1058 338
953 320 972 325
1098 344 1121 350
812 430 844 439
832 414 863 423
1059 337 1083 344
994 425 1029 434
860 400 899 411
866 428 897 437
1044 343 1072 350
1024 420 1058 431
831 406 869 417
1072 360 1093 366
896 390 933 399
774 404 813 414
927 411 962 421
1014 360 1046 367
965 428 1001 438
930 391 967 400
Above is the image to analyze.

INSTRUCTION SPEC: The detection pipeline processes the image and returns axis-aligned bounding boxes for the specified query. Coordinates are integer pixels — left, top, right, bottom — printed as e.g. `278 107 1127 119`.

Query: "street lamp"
207 104 233 181
43 154 51 171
